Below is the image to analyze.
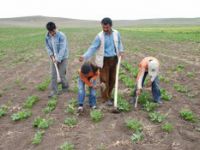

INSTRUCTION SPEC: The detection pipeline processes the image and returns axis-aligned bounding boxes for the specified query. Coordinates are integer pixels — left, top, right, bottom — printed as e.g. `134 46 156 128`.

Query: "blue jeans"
78 78 96 107
133 72 161 102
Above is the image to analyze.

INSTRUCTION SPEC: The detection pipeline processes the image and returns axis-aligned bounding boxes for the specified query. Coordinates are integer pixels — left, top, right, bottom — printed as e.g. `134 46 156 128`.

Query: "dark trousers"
100 56 118 102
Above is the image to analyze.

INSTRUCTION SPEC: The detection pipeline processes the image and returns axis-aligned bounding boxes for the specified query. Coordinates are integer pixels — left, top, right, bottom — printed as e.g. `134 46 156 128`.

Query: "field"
0 22 200 150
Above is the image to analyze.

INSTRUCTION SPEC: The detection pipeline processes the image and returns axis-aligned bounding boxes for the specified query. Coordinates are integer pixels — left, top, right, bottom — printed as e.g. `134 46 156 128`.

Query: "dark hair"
81 63 92 75
46 22 56 31
101 17 112 26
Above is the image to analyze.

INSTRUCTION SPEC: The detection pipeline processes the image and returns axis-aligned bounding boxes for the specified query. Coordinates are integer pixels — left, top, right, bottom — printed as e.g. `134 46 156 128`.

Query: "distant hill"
0 16 199 27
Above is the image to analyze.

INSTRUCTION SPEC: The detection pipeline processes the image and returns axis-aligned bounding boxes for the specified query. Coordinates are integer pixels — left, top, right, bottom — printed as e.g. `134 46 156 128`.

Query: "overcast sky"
0 0 199 20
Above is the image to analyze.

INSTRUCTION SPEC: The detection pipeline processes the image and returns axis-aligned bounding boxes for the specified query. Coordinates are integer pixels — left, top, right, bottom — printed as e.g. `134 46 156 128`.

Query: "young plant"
187 72 194 78
180 109 196 122
90 110 103 122
143 101 158 112
65 99 78 114
160 89 172 101
43 96 57 114
36 78 50 91
174 83 188 93
33 117 53 129
117 96 131 112
174 64 184 72
131 131 144 143
161 123 173 133
148 112 165 123
126 119 143 132
59 142 75 150
32 130 45 145
0 105 8 118
11 110 32 121
138 92 152 105
64 117 78 127
23 95 39 109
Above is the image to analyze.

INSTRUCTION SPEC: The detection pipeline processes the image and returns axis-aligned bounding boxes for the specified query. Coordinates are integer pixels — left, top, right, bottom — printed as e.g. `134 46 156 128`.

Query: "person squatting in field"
79 17 124 106
45 22 69 98
77 62 100 112
130 57 162 105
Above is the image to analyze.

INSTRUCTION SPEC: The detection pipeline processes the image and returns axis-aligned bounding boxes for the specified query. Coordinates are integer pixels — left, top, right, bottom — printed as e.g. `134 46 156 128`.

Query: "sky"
0 0 199 20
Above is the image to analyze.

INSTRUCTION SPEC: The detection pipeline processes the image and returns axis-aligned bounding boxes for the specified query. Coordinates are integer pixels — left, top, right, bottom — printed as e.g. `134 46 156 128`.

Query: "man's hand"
136 89 142 96
51 56 57 64
79 56 84 62
118 52 124 59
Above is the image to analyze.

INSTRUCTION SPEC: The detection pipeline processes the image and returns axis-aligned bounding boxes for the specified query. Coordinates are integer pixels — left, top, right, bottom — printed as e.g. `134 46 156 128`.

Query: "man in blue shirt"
45 22 69 98
79 18 124 106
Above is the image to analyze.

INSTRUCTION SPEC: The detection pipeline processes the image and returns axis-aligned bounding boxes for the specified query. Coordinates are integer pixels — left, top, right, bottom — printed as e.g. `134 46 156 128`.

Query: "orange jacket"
136 57 159 89
79 70 100 87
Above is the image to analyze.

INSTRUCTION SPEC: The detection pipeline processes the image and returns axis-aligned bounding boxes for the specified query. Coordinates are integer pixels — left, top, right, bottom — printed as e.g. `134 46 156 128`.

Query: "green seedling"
23 95 39 109
174 64 184 72
161 89 172 101
117 96 131 112
174 83 188 93
36 78 50 91
119 74 135 88
0 105 8 118
149 112 165 123
33 117 53 129
59 142 75 150
11 110 32 121
143 101 158 112
138 92 153 105
90 110 103 122
64 117 78 127
159 75 170 83
32 130 45 145
131 131 144 143
187 72 194 78
43 96 57 114
161 122 173 133
65 98 77 114
180 109 196 122
126 119 143 132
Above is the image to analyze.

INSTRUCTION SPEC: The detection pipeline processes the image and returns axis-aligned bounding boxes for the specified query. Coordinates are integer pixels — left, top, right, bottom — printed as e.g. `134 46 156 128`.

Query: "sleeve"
80 73 93 87
83 35 101 60
45 38 53 56
118 32 124 52
57 34 67 62
137 68 145 90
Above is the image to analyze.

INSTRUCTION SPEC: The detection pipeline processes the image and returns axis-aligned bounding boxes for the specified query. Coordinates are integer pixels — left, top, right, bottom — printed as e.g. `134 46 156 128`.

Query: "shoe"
48 91 57 98
91 105 97 109
130 97 136 104
78 106 83 112
106 100 113 106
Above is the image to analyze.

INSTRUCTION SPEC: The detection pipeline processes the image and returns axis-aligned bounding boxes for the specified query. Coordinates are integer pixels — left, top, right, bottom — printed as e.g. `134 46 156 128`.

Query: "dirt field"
0 25 200 150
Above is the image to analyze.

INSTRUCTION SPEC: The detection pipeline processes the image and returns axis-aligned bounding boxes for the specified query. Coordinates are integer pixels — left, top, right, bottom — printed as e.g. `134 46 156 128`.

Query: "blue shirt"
45 31 69 62
83 30 123 60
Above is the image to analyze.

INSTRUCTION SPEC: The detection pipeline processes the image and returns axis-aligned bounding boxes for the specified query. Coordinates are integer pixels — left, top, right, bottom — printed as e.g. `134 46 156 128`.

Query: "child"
130 57 162 105
77 62 100 112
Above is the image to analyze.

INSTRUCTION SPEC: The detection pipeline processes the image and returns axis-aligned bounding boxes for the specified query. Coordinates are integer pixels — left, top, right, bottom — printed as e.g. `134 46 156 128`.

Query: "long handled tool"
134 96 139 108
112 56 121 113
54 62 61 83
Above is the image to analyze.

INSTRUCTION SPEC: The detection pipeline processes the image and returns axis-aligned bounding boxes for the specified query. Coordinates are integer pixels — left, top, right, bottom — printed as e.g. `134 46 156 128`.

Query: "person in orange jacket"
130 57 162 104
77 62 100 112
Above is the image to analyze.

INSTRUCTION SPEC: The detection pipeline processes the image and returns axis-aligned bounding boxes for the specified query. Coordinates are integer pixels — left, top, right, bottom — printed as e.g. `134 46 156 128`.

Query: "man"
45 22 69 98
130 57 162 104
79 17 124 106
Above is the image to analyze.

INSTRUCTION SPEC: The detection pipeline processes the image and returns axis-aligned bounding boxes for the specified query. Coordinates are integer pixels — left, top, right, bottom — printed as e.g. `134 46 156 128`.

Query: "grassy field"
0 25 200 150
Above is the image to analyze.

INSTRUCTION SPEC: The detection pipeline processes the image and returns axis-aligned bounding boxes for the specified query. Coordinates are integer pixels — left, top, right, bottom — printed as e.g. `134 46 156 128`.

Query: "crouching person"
78 62 100 112
130 57 162 105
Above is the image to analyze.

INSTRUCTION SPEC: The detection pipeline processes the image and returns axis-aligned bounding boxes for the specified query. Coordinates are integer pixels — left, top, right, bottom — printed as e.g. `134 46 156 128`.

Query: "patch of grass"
59 142 75 150
148 112 165 123
0 105 8 118
90 110 103 122
126 119 143 132
64 117 78 127
43 96 57 114
117 96 131 112
119 74 135 88
32 130 45 145
161 123 173 133
143 101 158 112
180 109 196 122
174 83 188 93
33 117 53 129
131 131 144 143
11 109 32 121
159 75 170 83
23 95 39 109
161 89 172 101
187 72 195 78
36 78 50 91
174 64 185 72
138 92 153 105
65 99 77 115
